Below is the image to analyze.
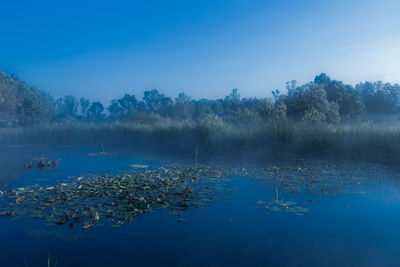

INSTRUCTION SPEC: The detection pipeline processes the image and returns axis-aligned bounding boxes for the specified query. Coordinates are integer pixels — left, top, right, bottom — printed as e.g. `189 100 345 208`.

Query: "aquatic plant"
0 161 389 231
3 120 400 164
0 166 225 230
257 198 310 216
23 252 58 267
256 189 311 216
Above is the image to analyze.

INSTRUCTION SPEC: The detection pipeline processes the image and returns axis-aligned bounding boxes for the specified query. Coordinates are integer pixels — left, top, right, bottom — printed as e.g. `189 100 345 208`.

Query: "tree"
88 101 104 120
356 81 400 115
117 94 138 115
108 100 123 119
314 73 364 121
18 87 54 123
222 89 243 119
143 89 173 114
210 100 224 116
272 89 282 102
285 80 297 94
79 97 90 117
55 95 78 118
283 82 339 124
257 98 275 119
225 88 241 102
0 71 54 125
174 92 192 120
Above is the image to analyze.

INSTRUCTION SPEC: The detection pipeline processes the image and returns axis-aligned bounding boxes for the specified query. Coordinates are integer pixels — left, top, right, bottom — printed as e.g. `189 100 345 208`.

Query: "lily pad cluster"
0 166 223 230
252 161 387 196
0 161 389 230
256 199 310 216
256 188 311 216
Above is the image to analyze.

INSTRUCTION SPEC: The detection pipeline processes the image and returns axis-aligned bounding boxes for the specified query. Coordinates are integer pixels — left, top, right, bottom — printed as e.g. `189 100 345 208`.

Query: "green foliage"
2 70 400 130
5 119 400 163
88 101 104 120
79 97 90 116
356 81 400 116
108 100 124 118
118 94 138 114
283 82 339 124
174 92 192 120
55 95 78 118
300 107 326 124
325 102 340 124
143 89 173 113
0 71 54 126
314 73 365 121
274 102 287 119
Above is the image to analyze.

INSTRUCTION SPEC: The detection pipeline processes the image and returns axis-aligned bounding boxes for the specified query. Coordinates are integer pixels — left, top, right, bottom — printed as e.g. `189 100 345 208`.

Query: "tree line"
1 71 400 127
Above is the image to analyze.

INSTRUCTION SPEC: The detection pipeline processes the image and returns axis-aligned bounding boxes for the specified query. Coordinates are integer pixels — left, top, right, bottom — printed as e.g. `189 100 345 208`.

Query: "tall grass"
2 119 400 163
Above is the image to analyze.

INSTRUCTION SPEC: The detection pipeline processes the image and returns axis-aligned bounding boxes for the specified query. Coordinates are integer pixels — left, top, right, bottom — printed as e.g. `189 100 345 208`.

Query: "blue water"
1 145 400 266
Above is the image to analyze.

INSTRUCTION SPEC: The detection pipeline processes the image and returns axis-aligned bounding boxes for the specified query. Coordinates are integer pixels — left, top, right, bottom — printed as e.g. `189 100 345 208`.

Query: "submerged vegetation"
1 71 400 162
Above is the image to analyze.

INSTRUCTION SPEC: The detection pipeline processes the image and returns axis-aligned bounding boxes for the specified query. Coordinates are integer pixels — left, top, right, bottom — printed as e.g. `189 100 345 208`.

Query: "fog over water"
2 1 400 266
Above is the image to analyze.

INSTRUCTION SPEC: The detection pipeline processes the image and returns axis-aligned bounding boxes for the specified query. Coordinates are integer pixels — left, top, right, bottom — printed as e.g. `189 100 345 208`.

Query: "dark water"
1 145 400 266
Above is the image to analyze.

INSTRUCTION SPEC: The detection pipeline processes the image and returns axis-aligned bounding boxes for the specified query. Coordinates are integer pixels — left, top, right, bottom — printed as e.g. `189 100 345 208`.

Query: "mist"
2 1 400 266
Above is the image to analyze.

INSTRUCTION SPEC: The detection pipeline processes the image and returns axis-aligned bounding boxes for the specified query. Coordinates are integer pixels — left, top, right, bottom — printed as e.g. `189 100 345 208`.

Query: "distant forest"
1 70 400 127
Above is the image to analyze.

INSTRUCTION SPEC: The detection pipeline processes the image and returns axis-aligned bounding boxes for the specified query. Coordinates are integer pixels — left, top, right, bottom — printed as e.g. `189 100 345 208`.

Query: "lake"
1 144 400 266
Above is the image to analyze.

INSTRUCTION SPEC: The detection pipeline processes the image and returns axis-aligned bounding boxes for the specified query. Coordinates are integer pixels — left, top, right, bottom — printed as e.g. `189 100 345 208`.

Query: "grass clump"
2 119 400 163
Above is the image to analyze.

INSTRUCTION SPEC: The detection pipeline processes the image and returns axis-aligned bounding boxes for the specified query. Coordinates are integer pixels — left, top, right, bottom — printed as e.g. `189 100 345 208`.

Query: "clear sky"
2 0 400 102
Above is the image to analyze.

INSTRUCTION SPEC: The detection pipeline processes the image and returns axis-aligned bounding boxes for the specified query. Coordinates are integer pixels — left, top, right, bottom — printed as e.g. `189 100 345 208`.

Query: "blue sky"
2 0 400 102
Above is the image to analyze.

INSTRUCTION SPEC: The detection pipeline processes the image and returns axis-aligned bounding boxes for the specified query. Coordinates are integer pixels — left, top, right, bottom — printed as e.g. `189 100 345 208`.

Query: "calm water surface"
1 145 400 266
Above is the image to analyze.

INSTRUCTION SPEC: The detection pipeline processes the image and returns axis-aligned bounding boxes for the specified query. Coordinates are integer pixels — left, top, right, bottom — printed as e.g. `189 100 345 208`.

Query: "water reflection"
2 146 400 266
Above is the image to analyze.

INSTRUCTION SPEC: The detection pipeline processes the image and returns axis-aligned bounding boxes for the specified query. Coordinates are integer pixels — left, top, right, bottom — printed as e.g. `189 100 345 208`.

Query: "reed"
2 120 400 163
